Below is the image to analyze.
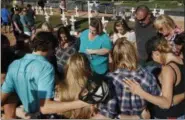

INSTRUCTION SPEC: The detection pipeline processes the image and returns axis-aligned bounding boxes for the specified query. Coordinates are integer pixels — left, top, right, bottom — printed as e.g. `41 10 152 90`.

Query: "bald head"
135 5 152 27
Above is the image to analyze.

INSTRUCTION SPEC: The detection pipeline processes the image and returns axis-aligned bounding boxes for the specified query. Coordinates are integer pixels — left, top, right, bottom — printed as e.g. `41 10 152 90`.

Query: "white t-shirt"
59 1 65 9
112 31 136 44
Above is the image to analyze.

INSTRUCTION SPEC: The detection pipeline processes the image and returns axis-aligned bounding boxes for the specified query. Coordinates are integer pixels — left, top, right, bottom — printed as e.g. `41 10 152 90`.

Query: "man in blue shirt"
1 32 88 118
1 5 11 33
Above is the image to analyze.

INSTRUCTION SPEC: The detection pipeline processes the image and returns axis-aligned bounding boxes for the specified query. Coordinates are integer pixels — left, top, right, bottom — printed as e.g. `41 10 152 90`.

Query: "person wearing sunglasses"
153 15 183 56
135 5 158 67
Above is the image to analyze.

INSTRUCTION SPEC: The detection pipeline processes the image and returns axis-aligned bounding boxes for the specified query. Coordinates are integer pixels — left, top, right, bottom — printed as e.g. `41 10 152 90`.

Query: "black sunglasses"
137 15 148 23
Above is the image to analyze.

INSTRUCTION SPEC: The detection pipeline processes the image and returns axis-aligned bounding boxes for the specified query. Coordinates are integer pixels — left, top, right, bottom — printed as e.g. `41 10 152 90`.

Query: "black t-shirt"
1 47 16 73
12 14 23 31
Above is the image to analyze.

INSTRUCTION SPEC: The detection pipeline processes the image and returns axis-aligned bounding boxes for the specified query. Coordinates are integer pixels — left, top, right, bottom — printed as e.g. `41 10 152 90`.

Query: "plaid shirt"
55 42 77 72
98 66 160 118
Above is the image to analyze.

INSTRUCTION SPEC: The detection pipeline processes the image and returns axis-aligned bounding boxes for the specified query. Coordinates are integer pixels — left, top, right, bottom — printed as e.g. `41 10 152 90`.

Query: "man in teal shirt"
1 32 88 118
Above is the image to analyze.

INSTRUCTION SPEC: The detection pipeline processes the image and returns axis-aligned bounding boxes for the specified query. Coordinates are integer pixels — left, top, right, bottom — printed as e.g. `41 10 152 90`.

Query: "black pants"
60 8 63 14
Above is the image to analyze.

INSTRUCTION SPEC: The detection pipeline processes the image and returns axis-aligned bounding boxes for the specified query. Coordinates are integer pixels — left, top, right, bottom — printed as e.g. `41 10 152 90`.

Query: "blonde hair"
41 22 53 32
58 53 93 119
154 15 176 31
156 38 173 64
113 37 138 71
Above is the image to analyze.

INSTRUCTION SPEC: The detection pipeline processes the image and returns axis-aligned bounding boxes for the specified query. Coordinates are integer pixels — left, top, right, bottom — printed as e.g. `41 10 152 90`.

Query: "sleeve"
102 34 112 50
12 15 16 22
37 65 55 99
98 77 119 118
128 31 136 42
74 38 80 51
1 65 15 93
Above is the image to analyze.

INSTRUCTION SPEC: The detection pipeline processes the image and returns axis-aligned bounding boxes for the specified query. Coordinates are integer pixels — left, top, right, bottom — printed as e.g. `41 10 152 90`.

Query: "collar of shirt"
24 54 47 61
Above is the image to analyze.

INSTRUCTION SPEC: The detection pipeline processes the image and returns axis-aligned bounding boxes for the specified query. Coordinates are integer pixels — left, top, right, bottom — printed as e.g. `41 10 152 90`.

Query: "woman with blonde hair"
125 37 185 119
57 53 110 118
153 15 183 55
95 38 160 119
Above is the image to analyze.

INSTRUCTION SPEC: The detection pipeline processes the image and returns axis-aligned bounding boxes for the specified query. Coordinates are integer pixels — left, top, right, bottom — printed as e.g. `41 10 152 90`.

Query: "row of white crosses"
33 6 54 22
153 8 165 17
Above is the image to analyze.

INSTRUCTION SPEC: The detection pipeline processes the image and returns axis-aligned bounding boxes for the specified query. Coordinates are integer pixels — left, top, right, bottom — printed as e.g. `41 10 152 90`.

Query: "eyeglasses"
137 15 148 23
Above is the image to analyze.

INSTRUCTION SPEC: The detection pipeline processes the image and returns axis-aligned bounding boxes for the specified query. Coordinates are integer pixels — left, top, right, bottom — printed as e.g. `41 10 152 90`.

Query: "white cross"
45 14 50 22
70 15 76 35
35 6 38 15
75 6 79 17
159 9 164 15
39 7 43 15
131 7 135 14
44 9 48 16
152 8 157 16
50 6 53 15
101 16 108 33
70 15 76 24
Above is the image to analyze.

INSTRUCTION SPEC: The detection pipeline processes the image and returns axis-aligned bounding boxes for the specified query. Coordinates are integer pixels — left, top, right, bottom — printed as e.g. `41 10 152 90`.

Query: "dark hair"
146 35 162 61
113 19 132 33
15 7 21 12
90 18 103 35
174 32 185 45
1 34 10 48
27 4 32 8
30 32 58 52
135 5 150 14
57 26 72 43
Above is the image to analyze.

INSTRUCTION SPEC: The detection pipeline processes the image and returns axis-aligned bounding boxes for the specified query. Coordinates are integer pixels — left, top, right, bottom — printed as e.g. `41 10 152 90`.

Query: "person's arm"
86 34 112 55
1 64 15 105
91 113 110 119
124 66 175 109
172 92 185 105
13 21 21 32
1 92 11 105
86 48 110 55
39 99 88 114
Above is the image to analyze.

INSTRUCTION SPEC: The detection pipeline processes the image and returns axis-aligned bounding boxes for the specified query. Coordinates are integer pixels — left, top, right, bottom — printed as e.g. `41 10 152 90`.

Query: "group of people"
1 4 185 119
1 4 35 43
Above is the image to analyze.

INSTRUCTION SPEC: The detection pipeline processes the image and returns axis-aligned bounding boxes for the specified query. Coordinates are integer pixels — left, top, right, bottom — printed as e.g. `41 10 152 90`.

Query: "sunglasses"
137 15 148 23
